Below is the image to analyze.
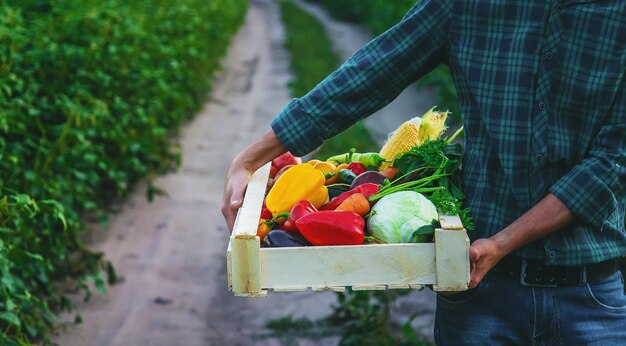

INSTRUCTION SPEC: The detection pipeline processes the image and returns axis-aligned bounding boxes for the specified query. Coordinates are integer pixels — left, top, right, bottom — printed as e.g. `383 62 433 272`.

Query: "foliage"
263 290 431 346
392 139 474 230
279 0 378 160
306 0 461 123
328 289 431 345
0 0 247 343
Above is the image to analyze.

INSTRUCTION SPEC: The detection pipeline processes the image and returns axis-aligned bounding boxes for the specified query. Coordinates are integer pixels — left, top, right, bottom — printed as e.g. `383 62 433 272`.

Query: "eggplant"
262 230 311 247
327 183 351 199
350 171 388 189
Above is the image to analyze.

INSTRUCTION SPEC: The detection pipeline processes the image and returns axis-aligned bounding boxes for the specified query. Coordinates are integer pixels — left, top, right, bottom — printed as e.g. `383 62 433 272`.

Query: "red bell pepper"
348 162 367 176
281 200 317 231
295 210 365 246
320 183 380 210
260 200 273 220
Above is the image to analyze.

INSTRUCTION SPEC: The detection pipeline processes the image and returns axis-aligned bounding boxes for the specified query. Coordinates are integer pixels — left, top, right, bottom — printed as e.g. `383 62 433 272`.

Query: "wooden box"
226 163 470 297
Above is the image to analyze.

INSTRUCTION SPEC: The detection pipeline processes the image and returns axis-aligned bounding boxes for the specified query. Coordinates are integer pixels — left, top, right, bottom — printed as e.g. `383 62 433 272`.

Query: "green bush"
0 0 247 343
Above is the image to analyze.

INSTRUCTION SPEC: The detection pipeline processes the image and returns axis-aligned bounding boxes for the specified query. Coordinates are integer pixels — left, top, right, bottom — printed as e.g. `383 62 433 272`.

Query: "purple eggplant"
350 171 388 189
262 230 311 247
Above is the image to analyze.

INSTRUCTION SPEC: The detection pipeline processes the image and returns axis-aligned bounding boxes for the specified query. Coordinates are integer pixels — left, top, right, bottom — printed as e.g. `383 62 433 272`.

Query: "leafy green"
368 191 439 243
0 0 247 343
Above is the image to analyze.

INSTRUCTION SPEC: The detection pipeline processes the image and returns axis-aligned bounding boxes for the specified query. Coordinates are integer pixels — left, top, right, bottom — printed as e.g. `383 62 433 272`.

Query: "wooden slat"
226 209 240 290
312 286 345 292
433 229 470 292
231 235 265 295
352 285 386 291
439 214 464 230
234 291 268 298
233 163 270 237
387 284 410 289
230 164 270 297
259 243 436 289
273 287 308 292
227 240 232 290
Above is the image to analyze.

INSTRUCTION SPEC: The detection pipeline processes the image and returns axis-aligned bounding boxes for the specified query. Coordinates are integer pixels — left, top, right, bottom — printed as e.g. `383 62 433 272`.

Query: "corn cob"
378 106 449 169
378 116 422 169
417 106 449 145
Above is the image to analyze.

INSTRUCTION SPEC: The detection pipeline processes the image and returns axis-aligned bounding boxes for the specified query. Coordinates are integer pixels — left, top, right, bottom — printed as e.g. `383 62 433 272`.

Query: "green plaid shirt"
271 0 626 265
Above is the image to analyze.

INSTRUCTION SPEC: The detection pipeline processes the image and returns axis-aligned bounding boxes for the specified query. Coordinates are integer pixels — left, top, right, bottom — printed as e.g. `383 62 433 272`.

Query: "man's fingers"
222 170 250 232
469 244 481 262
226 194 244 231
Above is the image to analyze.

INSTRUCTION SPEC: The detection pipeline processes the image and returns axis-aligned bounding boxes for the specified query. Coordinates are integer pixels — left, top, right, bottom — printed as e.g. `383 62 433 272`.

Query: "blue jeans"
435 271 626 345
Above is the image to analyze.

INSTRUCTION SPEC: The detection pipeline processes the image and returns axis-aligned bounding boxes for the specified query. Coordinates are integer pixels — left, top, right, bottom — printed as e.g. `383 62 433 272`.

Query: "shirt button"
549 250 557 258
538 101 546 110
535 154 544 161
545 51 553 60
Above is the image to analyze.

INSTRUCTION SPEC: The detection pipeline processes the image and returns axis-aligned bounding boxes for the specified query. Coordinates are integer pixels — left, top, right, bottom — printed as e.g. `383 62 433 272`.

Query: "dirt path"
53 1 337 345
53 1 436 345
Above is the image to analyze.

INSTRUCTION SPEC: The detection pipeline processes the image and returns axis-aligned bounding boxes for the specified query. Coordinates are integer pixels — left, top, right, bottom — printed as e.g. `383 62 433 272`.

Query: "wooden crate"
226 163 470 297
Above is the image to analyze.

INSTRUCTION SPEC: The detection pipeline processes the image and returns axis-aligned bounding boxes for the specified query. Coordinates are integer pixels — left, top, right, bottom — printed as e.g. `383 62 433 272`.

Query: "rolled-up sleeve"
549 80 626 233
271 0 453 156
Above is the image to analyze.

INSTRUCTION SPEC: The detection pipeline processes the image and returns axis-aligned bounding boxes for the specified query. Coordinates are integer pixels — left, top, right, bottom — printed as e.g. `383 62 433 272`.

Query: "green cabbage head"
367 191 438 243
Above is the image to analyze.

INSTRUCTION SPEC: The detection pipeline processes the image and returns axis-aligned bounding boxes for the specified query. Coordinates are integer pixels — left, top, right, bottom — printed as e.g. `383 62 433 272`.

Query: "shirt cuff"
271 98 325 157
549 164 622 233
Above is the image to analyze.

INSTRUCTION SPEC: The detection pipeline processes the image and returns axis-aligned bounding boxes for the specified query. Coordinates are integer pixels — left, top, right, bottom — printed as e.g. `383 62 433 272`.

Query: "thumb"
469 244 481 263
230 196 243 209
229 172 250 209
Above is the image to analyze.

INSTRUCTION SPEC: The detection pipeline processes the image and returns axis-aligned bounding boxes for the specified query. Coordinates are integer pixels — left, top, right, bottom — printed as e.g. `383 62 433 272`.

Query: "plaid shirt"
271 0 626 265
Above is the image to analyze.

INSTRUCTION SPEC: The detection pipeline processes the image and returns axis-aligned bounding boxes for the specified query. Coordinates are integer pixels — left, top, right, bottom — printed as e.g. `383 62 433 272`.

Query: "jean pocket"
437 280 488 308
584 272 626 313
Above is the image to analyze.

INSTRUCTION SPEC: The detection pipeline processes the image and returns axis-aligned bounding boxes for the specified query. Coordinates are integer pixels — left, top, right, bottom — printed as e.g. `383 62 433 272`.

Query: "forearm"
491 193 575 257
467 193 576 287
272 0 452 155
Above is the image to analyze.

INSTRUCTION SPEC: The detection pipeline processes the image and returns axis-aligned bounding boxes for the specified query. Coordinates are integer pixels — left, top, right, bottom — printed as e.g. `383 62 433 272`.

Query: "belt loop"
580 265 588 285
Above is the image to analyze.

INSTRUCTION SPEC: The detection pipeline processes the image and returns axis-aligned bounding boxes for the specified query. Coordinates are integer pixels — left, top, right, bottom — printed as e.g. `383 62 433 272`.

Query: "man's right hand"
221 129 288 232
221 163 252 231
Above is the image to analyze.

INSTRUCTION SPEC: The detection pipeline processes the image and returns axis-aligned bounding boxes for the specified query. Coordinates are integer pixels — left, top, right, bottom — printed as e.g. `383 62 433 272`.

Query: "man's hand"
221 129 288 232
221 164 252 231
468 238 505 289
464 193 575 288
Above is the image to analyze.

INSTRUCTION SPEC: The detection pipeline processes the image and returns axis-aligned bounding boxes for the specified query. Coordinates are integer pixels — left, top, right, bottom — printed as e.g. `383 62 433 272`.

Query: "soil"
52 1 437 345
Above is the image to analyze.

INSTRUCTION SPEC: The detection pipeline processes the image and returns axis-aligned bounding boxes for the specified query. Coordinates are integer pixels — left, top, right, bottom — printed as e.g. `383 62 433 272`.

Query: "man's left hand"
468 238 506 289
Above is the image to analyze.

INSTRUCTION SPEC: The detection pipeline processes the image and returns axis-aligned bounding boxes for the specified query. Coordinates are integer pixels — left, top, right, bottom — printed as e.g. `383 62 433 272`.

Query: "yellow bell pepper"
266 163 328 216
314 161 339 185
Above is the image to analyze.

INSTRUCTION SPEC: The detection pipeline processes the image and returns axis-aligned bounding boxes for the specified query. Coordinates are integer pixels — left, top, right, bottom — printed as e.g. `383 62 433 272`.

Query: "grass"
279 0 379 160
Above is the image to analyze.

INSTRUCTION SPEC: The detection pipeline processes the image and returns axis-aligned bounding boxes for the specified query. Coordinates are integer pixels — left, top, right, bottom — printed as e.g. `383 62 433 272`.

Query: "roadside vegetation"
277 1 432 344
0 0 247 343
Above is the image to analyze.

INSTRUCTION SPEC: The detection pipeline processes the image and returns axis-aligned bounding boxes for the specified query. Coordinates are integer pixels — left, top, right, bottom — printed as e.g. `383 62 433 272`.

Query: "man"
222 0 626 344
